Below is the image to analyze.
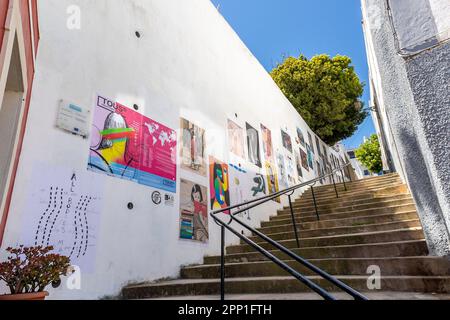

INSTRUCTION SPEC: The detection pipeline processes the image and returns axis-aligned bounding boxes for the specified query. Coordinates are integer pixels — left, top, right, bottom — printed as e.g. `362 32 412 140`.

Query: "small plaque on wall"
56 100 90 138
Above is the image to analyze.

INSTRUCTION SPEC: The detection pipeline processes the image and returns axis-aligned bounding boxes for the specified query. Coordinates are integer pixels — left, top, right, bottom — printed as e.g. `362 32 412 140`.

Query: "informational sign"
56 100 90 138
88 95 177 193
21 163 104 273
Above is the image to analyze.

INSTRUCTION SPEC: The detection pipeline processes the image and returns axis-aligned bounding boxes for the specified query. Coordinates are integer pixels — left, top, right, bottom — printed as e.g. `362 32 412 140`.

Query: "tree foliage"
355 134 383 173
270 54 367 145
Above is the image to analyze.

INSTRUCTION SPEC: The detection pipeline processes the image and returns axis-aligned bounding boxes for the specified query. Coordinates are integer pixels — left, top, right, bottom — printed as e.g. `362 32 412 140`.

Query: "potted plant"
0 245 70 300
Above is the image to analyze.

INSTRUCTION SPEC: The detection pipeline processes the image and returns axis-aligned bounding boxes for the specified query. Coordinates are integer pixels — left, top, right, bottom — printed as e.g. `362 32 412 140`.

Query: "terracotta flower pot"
0 291 49 301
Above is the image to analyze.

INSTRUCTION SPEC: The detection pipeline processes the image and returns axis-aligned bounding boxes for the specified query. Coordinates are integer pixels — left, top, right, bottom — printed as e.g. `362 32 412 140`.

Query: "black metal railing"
210 162 368 301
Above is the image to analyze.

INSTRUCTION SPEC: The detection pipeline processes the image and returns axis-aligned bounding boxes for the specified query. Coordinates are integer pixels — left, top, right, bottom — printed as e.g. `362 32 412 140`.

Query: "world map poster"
88 95 177 193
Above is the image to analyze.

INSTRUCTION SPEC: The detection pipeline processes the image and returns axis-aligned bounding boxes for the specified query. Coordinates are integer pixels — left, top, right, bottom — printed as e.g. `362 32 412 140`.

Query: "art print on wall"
277 153 288 189
265 161 280 203
286 154 296 186
209 157 231 214
295 150 303 178
88 95 177 193
300 149 309 171
296 128 306 147
307 144 314 170
227 119 245 159
246 123 262 168
281 130 293 153
179 179 209 242
308 132 314 154
180 118 207 177
22 163 104 273
260 124 274 163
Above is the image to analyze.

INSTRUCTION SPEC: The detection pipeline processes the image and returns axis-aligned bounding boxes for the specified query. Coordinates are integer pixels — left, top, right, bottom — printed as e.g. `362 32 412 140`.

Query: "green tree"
270 54 367 145
355 134 383 173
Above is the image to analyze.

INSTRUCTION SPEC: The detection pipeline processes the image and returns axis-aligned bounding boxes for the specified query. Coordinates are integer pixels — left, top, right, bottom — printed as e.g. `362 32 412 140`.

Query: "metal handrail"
210 162 368 300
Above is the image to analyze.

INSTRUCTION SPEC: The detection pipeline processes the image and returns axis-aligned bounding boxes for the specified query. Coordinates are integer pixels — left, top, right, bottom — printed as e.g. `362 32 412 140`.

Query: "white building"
361 0 450 256
0 0 353 299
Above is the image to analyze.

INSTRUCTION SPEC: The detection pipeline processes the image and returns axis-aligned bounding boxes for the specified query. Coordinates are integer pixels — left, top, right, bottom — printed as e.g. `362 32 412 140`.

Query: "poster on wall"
307 145 314 170
180 118 207 177
296 128 306 147
300 149 309 171
281 130 293 153
260 124 274 163
229 164 266 220
277 153 288 189
179 179 209 242
246 123 262 168
286 155 296 186
307 132 314 154
209 157 231 214
265 161 280 203
295 150 303 179
88 95 177 193
227 120 245 159
22 163 104 273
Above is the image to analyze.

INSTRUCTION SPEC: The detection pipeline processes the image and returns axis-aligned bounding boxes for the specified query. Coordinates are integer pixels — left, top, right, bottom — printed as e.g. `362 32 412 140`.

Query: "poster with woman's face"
281 130 293 153
246 123 262 168
179 179 209 242
180 118 207 177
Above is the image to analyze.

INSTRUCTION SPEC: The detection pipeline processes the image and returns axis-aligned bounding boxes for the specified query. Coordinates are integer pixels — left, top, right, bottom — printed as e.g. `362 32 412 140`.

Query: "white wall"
1 0 350 299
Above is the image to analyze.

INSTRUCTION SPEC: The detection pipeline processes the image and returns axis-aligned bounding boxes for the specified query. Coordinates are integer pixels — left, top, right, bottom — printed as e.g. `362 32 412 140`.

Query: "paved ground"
148 292 450 300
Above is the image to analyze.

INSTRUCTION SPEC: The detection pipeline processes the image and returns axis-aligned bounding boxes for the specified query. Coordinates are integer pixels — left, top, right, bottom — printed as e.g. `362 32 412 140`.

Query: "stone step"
227 228 424 255
313 174 400 191
272 204 418 223
295 184 407 204
302 178 402 196
262 207 418 227
181 257 450 279
204 240 429 264
122 275 450 299
286 196 414 213
245 220 421 244
258 212 420 234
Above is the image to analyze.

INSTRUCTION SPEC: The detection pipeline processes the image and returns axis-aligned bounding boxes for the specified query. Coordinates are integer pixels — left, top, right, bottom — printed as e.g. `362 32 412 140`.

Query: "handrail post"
220 225 225 301
331 172 339 198
311 186 320 221
346 165 352 182
288 195 300 248
340 169 348 191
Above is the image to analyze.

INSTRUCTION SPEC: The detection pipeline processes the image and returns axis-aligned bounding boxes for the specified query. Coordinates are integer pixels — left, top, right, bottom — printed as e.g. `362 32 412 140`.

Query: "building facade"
361 0 450 256
0 0 39 246
0 0 353 299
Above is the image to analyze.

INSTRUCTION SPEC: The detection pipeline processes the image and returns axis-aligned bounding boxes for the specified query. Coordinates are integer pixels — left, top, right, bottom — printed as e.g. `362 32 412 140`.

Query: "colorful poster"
286 154 296 186
308 132 314 154
209 157 231 214
281 130 293 153
295 150 303 178
296 128 306 147
277 153 288 189
265 161 280 203
22 163 104 273
246 123 262 168
307 144 314 170
88 95 177 193
229 164 266 220
180 118 207 177
227 120 245 159
261 124 274 163
179 179 209 242
316 136 323 157
300 148 309 171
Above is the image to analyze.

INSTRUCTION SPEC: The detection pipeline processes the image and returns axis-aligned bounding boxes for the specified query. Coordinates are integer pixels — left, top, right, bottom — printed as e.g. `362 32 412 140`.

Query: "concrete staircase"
122 174 450 299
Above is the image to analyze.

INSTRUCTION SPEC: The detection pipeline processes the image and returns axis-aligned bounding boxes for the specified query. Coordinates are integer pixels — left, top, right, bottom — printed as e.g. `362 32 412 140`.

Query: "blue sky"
210 0 375 149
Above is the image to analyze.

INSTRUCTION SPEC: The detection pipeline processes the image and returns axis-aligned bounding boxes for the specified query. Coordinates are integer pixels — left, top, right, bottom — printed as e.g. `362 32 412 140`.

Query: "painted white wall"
1 0 350 299
388 0 450 54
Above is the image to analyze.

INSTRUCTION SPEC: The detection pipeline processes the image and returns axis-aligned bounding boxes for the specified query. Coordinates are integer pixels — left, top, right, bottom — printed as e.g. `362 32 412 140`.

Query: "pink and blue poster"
88 95 177 193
